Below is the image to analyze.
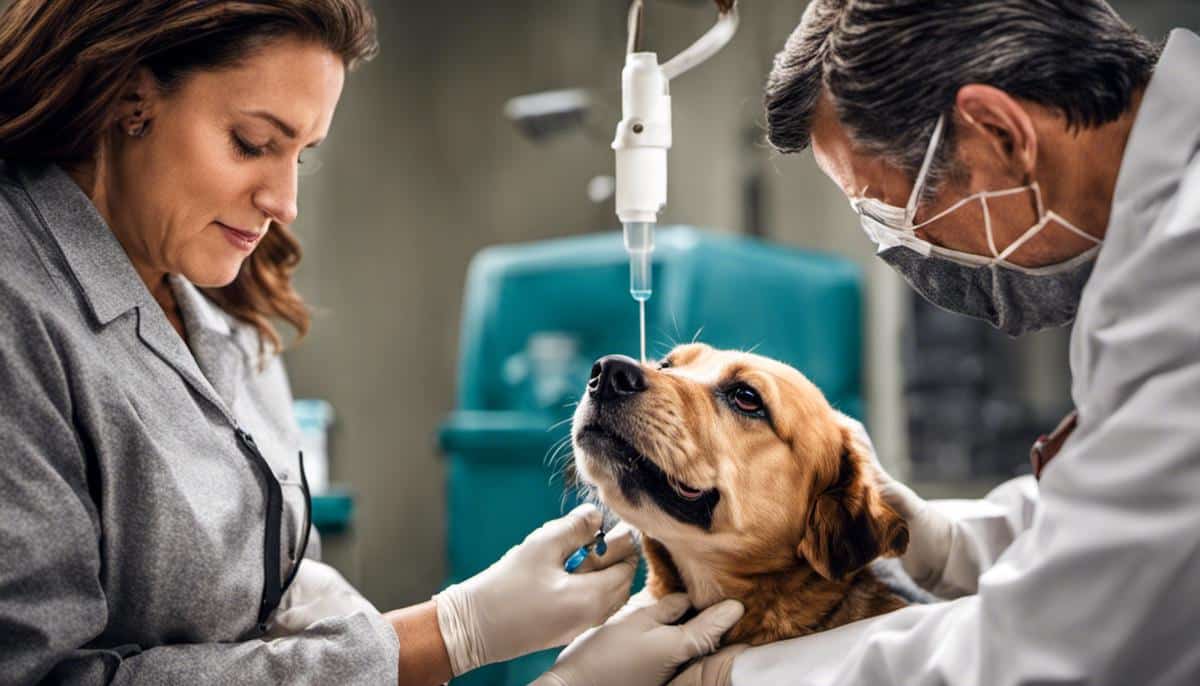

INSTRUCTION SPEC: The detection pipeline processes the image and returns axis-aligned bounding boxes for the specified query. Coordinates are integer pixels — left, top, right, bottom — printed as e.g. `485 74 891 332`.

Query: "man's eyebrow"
243 109 324 148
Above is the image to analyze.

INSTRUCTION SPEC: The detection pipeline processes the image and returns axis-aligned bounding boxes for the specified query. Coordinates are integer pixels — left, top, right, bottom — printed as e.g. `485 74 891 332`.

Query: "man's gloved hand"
265 560 378 638
434 504 638 676
531 592 745 686
837 411 954 592
667 645 748 686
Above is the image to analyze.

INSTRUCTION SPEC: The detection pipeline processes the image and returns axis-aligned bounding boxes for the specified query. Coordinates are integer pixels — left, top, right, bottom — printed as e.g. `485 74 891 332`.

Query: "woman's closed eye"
230 131 268 159
231 130 316 169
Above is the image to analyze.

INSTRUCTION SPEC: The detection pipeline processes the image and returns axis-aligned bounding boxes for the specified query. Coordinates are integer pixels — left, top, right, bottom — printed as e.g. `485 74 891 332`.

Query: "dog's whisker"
543 435 575 467
547 416 574 432
546 445 574 469
651 338 676 356
651 324 681 350
691 326 705 345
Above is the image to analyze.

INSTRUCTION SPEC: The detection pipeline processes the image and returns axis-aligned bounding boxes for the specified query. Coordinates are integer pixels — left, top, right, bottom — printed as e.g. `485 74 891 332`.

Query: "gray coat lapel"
169 275 257 410
17 162 234 422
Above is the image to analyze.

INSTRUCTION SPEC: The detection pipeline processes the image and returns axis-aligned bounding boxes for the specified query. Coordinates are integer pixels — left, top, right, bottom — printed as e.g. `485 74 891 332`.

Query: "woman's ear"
797 426 909 581
115 67 159 137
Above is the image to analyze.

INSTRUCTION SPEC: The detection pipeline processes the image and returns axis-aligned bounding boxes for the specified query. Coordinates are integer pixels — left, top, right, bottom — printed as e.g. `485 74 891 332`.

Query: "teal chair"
438 227 862 684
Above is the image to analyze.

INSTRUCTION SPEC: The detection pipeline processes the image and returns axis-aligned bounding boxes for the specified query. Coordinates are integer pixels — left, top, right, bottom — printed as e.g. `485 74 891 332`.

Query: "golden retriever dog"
571 344 911 646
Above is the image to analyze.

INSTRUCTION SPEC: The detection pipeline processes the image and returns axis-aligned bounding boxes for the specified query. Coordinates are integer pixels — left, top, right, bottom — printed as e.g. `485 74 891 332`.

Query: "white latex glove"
836 411 954 591
667 645 748 686
265 560 378 638
531 592 745 686
434 504 638 676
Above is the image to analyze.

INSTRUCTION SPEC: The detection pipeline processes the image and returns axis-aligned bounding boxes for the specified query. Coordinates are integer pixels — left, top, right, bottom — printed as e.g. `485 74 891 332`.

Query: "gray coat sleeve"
0 293 399 685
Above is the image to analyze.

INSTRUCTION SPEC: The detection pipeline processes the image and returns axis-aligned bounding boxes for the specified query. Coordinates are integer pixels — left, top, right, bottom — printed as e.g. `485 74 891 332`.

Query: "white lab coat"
733 28 1200 686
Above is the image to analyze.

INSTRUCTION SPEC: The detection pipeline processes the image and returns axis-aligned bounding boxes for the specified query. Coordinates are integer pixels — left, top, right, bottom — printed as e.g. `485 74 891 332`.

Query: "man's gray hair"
766 0 1159 189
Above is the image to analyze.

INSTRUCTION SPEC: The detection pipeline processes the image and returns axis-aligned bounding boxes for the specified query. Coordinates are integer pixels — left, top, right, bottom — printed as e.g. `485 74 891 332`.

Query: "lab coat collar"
16 161 153 325
1108 29 1200 242
168 274 264 408
16 162 239 422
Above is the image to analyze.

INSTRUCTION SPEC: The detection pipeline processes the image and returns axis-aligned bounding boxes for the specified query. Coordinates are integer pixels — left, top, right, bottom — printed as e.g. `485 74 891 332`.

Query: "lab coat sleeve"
914 476 1039 599
0 301 400 685
731 227 1200 685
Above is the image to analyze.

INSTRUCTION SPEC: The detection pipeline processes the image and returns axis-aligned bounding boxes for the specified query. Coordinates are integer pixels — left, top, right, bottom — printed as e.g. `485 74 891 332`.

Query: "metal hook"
624 0 740 80
626 0 644 56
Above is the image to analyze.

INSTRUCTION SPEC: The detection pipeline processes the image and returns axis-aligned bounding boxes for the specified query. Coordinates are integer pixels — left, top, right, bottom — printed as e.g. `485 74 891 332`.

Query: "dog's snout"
588 354 647 401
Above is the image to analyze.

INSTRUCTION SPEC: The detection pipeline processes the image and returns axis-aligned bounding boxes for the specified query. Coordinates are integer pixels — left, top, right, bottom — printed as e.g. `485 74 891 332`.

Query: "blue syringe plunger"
564 529 609 573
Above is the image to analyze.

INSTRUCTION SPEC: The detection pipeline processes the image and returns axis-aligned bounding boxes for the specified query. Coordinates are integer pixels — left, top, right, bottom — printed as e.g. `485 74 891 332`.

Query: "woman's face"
106 37 345 288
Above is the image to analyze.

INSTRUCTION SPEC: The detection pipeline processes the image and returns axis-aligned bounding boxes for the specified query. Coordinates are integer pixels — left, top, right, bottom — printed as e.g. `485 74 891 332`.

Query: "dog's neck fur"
642 536 906 646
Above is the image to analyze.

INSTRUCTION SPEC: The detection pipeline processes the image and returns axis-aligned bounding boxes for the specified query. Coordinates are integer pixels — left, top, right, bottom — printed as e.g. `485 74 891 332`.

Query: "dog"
571 343 911 646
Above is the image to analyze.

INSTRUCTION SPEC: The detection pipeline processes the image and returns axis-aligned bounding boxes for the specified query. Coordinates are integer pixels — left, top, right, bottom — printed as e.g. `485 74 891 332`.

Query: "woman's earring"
126 109 149 138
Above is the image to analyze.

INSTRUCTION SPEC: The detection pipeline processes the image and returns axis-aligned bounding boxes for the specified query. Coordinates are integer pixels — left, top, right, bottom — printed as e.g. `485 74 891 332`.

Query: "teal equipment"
438 227 863 685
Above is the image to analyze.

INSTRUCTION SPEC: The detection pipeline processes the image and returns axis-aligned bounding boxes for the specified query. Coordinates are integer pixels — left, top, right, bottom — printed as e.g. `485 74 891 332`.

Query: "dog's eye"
730 385 764 415
658 358 673 370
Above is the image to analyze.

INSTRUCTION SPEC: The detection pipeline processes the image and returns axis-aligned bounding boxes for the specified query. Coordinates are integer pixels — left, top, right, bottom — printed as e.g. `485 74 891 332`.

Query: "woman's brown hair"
0 0 379 356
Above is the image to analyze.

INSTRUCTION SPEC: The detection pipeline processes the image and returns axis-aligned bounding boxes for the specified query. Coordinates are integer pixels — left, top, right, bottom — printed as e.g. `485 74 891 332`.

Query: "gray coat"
0 161 399 684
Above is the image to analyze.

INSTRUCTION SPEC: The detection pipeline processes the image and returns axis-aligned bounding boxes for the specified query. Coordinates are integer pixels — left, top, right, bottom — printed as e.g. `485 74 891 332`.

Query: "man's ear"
797 426 909 581
955 83 1039 180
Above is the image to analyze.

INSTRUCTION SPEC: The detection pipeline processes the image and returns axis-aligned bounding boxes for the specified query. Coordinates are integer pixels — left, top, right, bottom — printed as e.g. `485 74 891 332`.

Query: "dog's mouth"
576 423 721 531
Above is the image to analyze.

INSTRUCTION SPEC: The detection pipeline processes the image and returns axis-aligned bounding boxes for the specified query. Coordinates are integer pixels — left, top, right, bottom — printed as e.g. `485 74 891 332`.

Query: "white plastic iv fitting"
611 0 740 226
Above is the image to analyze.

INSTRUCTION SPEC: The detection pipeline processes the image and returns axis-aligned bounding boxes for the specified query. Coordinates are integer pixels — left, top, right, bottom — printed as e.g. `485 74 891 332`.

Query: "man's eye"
729 385 764 415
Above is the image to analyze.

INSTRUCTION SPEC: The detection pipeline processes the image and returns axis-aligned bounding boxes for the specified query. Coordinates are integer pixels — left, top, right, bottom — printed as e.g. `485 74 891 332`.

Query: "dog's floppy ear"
797 426 909 581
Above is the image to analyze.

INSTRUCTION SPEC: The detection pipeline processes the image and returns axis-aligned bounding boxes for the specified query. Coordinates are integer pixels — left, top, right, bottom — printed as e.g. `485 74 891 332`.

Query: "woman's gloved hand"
434 504 638 676
531 592 745 686
836 411 955 592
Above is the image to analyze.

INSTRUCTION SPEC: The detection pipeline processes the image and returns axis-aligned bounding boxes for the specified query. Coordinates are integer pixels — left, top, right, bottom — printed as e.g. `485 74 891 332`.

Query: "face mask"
849 115 1103 336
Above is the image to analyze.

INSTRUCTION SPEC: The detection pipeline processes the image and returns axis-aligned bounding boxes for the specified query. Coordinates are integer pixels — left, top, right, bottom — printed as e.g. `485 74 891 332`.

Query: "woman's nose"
253 165 299 225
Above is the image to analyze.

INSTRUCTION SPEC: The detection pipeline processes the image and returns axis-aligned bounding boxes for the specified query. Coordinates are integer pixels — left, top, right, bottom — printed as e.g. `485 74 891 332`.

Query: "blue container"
438 227 862 685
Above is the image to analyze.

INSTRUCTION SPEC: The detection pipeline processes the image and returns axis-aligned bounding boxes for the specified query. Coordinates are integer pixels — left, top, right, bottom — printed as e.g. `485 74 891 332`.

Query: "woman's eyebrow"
240 109 324 147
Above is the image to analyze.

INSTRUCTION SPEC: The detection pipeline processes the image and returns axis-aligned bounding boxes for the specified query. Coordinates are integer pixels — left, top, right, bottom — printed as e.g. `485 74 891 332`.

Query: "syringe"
624 221 653 363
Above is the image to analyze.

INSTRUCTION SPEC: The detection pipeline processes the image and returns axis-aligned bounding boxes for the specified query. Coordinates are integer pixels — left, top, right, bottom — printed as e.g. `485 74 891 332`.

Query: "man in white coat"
665 1 1200 684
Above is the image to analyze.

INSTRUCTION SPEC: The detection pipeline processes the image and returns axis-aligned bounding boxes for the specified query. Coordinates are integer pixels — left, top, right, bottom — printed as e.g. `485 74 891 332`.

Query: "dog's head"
572 343 908 581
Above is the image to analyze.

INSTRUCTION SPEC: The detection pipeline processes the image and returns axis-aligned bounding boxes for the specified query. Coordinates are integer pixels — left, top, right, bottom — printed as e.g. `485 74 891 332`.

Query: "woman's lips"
217 222 262 252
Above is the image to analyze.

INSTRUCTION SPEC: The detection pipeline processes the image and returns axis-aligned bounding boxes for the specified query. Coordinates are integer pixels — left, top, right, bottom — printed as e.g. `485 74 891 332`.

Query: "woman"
0 1 742 684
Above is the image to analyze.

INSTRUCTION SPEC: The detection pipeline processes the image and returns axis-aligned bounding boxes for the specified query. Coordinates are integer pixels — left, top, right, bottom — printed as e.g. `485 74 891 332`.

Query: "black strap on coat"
235 428 312 633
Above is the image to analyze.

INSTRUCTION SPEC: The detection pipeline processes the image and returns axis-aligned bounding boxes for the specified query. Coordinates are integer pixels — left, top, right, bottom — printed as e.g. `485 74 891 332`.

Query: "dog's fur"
572 344 910 646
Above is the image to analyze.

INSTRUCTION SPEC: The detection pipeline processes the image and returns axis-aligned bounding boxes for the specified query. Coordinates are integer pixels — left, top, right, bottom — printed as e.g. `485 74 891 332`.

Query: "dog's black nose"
588 355 647 401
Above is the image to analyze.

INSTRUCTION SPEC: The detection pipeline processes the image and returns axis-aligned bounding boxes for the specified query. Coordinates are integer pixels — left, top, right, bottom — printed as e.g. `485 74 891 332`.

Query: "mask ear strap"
905 115 946 222
982 194 999 258
1049 213 1105 244
1029 181 1103 244
996 216 1052 263
1031 180 1047 219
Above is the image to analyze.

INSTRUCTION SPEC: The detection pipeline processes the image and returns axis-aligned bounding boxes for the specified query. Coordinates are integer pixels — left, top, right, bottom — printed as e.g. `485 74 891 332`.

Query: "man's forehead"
810 95 908 204
810 95 859 196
